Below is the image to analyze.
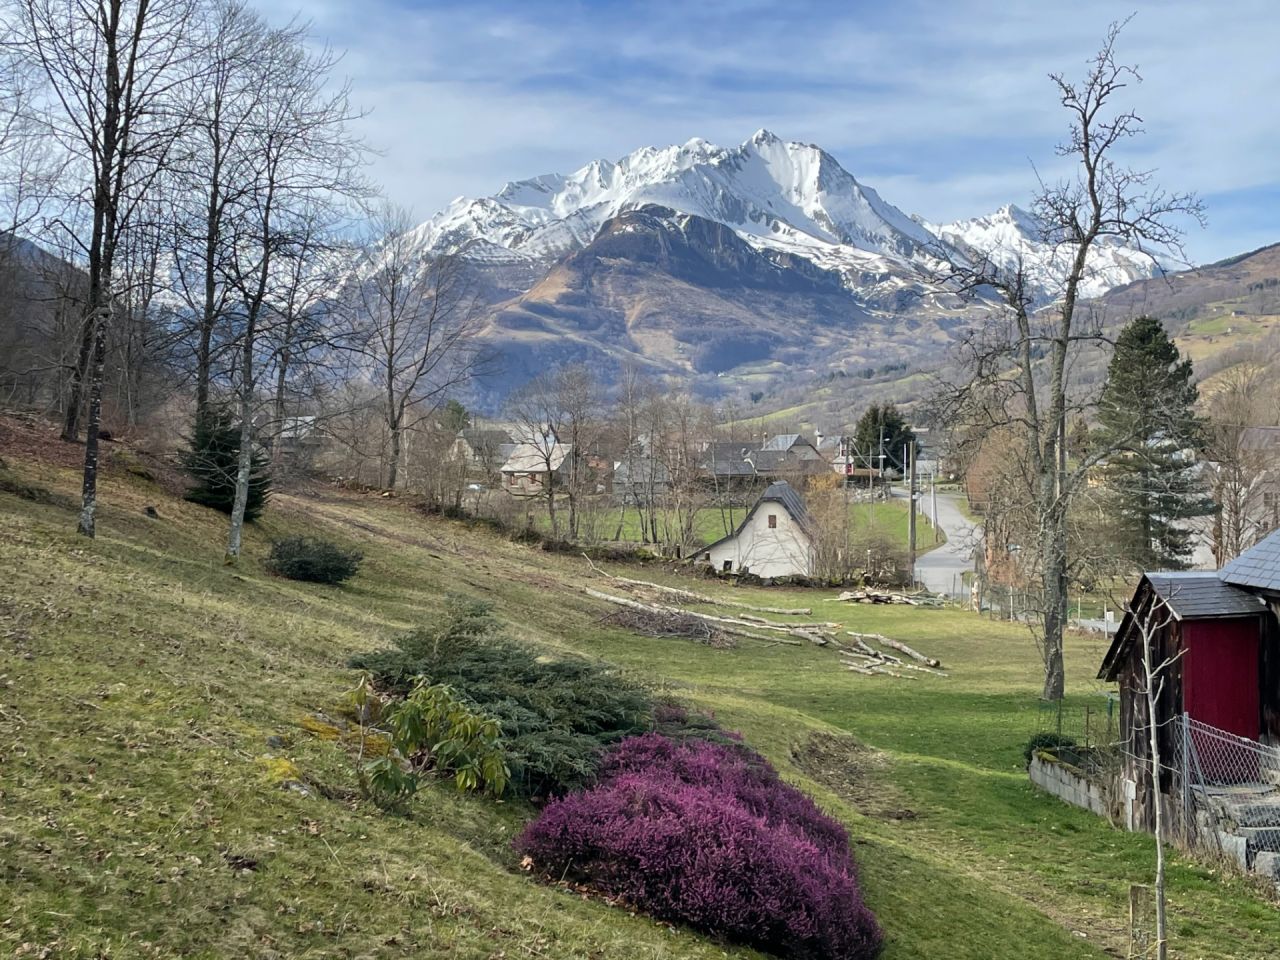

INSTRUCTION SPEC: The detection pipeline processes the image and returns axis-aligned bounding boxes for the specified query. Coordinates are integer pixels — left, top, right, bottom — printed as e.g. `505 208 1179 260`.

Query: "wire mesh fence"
1142 714 1280 863
1033 696 1121 779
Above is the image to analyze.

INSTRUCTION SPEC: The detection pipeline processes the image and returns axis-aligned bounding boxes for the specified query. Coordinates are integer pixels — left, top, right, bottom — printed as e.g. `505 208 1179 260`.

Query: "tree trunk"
76 307 109 537
226 315 257 561
61 312 94 441
546 469 557 539
387 423 401 490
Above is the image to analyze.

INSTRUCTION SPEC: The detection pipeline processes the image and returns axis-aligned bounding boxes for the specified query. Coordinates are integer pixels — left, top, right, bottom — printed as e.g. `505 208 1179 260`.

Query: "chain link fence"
1164 715 1280 861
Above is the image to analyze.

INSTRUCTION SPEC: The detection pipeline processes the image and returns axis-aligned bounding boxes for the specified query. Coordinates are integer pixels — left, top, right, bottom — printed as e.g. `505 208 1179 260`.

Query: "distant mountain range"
403 131 1167 404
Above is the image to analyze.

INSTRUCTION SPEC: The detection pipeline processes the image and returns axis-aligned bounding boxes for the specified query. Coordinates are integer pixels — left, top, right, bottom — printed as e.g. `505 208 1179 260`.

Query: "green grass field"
1 435 1276 959
533 497 940 553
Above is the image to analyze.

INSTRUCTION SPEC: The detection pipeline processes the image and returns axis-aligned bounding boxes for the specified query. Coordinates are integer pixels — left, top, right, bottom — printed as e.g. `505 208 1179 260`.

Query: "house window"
768 514 777 529
722 560 732 572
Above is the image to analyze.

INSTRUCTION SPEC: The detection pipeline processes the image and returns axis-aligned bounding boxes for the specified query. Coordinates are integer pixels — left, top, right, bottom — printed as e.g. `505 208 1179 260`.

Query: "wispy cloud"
290 0 1280 263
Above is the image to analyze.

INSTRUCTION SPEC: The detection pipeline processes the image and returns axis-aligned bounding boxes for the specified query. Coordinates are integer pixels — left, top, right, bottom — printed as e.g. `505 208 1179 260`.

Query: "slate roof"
761 433 802 451
1146 571 1267 619
613 456 671 487
1097 571 1266 681
1219 527 1280 595
702 441 756 478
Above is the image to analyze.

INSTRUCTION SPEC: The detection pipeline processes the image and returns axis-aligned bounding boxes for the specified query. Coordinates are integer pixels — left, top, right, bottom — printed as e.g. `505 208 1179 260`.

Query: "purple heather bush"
517 734 882 960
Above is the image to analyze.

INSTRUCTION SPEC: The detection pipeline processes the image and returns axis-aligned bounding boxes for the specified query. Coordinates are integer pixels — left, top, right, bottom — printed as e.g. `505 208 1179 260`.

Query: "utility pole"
931 469 939 544
906 441 917 586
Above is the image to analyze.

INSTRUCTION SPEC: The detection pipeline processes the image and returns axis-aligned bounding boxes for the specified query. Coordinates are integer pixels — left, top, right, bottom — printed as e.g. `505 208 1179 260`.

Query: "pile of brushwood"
518 731 883 960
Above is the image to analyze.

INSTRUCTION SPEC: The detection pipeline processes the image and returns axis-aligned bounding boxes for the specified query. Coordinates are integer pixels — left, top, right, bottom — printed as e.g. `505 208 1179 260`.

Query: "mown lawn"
531 497 939 553
0 439 1275 959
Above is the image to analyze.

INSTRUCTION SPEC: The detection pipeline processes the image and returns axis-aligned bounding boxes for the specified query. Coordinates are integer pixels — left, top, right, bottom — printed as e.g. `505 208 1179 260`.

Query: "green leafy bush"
1023 732 1077 766
358 678 509 806
351 596 652 797
181 409 270 520
267 536 362 584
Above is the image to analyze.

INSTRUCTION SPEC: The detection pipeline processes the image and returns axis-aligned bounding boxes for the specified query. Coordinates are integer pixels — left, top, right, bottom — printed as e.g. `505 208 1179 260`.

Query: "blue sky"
299 0 1279 265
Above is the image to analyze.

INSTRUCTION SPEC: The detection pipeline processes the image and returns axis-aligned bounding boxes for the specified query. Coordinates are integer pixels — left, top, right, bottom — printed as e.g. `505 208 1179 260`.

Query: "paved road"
896 489 981 597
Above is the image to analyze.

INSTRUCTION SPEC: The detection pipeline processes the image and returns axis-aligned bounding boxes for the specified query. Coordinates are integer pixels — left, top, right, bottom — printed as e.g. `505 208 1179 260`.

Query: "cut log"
874 637 941 668
846 631 941 669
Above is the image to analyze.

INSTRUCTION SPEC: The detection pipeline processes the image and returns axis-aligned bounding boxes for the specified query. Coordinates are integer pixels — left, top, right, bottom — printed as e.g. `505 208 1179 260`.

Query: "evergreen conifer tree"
182 409 271 521
1095 316 1210 570
852 403 916 473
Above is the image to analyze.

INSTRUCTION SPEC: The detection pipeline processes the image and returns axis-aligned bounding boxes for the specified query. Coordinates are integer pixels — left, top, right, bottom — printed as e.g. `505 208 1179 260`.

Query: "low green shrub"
267 536 362 584
357 678 509 806
1022 732 1077 766
351 596 652 797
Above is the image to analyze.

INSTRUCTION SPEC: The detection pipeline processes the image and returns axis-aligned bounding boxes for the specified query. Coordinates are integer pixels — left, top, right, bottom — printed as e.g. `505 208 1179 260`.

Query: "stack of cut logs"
583 556 944 678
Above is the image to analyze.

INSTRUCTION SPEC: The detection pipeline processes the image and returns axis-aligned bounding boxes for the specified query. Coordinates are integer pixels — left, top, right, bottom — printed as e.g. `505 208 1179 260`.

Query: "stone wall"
1029 751 1107 817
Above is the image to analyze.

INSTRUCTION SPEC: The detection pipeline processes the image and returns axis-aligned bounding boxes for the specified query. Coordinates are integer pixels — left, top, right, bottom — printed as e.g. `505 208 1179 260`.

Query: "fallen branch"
586 588 831 645
583 554 811 615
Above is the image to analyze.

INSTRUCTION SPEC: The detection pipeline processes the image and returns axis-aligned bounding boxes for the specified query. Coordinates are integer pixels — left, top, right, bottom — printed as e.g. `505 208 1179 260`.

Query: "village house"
499 441 571 497
450 427 516 477
700 434 831 488
697 480 815 578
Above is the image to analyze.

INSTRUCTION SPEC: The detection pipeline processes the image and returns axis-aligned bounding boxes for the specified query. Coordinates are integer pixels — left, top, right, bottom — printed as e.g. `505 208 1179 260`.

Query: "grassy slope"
1 443 1276 959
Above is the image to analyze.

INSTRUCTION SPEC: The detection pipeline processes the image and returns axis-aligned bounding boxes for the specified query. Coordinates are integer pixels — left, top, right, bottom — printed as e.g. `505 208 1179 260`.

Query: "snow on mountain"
410 132 1159 304
924 204 1161 300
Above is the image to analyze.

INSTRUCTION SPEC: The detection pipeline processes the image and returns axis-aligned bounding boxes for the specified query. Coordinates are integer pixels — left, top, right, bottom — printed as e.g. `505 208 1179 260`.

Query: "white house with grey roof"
697 480 814 578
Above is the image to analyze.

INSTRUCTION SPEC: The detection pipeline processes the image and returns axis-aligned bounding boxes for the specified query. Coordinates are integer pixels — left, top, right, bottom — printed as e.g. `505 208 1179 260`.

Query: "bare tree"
12 0 204 536
168 0 273 423
222 27 365 560
1127 594 1181 960
554 363 603 540
507 371 565 537
1204 362 1280 563
348 205 482 490
935 21 1203 698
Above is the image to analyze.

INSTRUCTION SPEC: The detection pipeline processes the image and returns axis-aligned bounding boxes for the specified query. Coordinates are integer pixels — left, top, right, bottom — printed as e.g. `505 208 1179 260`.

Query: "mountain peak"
748 128 782 146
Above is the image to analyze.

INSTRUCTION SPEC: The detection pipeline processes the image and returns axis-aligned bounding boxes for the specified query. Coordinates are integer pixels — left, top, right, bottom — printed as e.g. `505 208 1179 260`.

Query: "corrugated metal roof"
1219 527 1280 594
1147 571 1266 619
759 480 810 525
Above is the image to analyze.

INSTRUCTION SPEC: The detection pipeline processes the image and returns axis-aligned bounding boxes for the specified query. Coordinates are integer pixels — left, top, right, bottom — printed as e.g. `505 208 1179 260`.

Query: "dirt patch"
791 732 918 822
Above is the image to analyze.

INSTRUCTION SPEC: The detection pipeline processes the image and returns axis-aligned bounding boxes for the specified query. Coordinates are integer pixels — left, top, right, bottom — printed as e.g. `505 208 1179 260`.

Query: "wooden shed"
1098 530 1280 830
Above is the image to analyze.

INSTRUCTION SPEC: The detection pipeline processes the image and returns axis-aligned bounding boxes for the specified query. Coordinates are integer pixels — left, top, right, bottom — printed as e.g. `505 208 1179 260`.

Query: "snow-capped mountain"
410 131 1158 303
394 132 1169 406
925 204 1164 301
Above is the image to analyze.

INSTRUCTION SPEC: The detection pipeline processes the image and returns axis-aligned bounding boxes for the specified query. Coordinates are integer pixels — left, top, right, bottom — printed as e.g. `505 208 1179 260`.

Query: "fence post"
1085 705 1093 754
1180 712 1192 846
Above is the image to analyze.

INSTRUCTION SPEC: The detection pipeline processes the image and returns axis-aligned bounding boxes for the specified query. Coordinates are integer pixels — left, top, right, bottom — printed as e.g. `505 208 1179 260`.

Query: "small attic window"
768 514 777 529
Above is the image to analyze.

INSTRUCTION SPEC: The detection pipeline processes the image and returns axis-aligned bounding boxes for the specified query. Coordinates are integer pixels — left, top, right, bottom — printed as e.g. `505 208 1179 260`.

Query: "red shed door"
1182 617 1261 740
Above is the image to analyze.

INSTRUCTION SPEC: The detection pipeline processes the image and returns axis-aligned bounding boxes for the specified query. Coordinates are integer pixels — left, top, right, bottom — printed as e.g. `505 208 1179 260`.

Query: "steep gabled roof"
1219 527 1280 595
701 480 813 552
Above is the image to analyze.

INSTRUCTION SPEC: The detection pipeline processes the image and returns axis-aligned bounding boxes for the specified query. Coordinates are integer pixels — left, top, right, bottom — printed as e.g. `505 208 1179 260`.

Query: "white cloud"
284 0 1279 263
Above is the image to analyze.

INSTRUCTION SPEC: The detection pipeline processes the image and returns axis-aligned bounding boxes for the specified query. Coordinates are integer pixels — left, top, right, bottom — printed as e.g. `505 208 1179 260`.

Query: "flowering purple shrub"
517 734 882 960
